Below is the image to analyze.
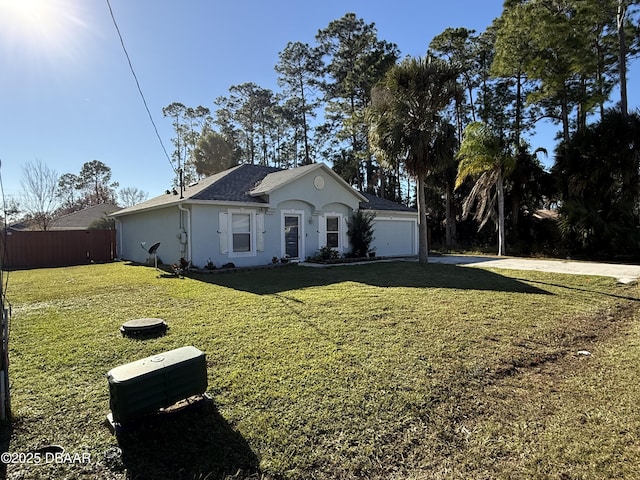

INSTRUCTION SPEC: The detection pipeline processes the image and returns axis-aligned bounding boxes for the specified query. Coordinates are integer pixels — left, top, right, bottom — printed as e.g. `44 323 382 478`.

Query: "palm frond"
460 169 500 231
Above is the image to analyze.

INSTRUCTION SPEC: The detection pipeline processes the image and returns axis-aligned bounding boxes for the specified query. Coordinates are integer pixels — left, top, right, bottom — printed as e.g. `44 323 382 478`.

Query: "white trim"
372 215 418 221
112 199 272 217
281 209 305 260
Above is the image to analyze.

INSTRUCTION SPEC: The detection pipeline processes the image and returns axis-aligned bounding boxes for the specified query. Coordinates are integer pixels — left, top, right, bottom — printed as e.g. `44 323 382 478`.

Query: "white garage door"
371 217 417 257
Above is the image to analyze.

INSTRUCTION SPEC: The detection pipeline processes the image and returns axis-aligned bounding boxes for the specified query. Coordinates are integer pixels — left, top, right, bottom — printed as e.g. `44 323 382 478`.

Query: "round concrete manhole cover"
120 318 167 337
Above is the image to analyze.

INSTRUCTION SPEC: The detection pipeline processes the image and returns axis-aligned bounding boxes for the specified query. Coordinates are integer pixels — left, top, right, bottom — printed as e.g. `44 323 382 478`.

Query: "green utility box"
107 346 207 424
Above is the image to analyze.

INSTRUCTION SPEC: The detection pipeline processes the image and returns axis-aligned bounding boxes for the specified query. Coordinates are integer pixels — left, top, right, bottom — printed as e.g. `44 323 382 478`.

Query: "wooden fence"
1 230 117 269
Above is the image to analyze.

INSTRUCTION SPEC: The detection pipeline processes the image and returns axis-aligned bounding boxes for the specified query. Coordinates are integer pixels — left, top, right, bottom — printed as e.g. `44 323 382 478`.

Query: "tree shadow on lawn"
115 400 260 480
184 261 551 296
513 277 640 302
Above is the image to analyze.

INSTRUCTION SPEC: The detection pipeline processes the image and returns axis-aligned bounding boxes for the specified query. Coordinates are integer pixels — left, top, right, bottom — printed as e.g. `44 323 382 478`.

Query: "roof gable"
250 163 367 202
53 203 121 229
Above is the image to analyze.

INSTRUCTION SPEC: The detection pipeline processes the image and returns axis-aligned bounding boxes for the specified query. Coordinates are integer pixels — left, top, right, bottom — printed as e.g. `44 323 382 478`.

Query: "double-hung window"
232 213 251 253
220 210 263 257
319 214 343 252
326 216 340 249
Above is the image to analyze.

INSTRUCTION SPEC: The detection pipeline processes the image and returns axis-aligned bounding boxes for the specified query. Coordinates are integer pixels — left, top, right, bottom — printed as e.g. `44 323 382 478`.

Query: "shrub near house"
347 210 376 258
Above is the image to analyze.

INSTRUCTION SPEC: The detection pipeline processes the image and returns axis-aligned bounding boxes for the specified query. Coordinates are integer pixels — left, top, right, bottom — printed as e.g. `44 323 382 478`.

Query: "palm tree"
369 56 458 263
430 122 459 248
455 122 515 256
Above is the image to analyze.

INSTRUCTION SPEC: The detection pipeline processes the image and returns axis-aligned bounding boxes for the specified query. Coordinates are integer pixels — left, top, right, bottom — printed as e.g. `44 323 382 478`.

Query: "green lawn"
2 261 640 479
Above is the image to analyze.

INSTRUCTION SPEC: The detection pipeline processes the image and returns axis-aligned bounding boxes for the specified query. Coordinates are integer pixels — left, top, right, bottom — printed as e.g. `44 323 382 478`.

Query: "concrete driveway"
429 254 640 284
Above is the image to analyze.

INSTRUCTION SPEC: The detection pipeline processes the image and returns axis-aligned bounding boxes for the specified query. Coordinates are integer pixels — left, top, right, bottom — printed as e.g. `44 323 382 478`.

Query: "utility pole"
0 231 11 420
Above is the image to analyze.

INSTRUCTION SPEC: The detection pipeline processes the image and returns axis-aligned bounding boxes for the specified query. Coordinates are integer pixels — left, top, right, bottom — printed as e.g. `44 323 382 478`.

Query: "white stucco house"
111 162 418 268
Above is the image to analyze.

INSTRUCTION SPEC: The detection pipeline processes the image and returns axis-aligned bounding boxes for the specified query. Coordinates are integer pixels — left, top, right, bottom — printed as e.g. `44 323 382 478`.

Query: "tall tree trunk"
618 0 629 117
349 94 364 191
464 72 476 122
366 150 375 193
595 29 606 120
511 191 520 228
396 162 402 202
561 92 571 144
444 180 457 249
417 176 429 263
445 183 452 248
577 77 588 132
515 71 523 146
455 96 464 143
299 77 312 165
497 171 506 256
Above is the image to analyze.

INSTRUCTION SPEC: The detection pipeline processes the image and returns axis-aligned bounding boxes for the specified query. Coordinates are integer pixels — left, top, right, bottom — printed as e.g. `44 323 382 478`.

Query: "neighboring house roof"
6 219 37 231
8 203 121 231
112 163 409 217
359 192 417 212
51 203 121 230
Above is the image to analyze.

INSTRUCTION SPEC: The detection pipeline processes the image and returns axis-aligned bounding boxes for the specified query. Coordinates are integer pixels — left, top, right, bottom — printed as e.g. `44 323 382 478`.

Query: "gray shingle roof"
192 164 280 202
52 203 121 230
112 164 279 216
112 163 414 217
359 192 417 212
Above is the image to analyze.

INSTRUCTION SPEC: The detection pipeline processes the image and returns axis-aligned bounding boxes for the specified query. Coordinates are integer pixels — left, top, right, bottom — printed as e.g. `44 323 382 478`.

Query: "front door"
284 214 301 259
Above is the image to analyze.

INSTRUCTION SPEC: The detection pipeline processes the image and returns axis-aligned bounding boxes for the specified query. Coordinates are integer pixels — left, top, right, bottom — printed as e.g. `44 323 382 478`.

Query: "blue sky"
0 0 637 204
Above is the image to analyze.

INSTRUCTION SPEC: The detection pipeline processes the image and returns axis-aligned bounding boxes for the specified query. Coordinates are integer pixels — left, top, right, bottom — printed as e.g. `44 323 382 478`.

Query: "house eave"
111 198 273 217
361 208 418 217
110 198 186 217
186 199 273 209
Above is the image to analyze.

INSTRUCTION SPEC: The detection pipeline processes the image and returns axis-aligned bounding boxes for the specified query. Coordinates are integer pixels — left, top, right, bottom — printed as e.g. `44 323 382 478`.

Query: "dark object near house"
172 257 191 276
106 346 208 426
120 318 167 338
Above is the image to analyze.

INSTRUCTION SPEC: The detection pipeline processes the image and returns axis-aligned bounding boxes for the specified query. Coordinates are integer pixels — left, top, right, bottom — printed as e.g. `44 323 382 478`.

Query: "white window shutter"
343 216 349 251
318 215 326 248
218 212 228 254
256 213 265 252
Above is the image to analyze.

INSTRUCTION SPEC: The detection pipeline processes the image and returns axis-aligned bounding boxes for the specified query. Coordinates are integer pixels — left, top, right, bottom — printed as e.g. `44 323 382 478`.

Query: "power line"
105 0 176 174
